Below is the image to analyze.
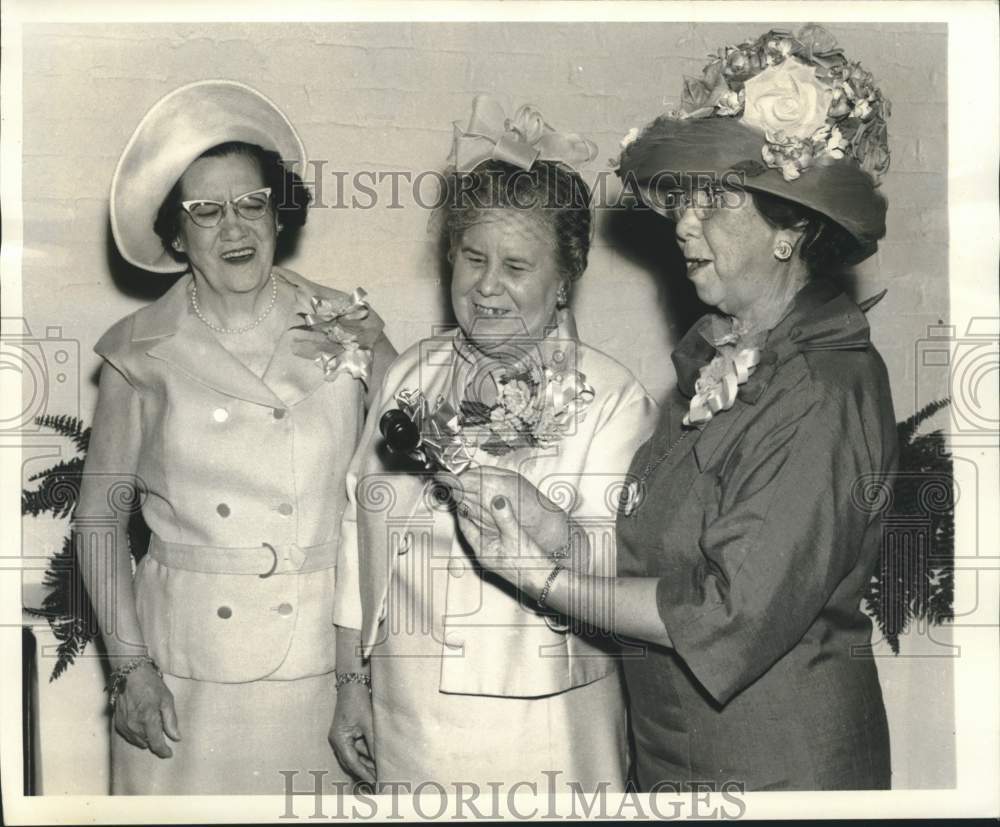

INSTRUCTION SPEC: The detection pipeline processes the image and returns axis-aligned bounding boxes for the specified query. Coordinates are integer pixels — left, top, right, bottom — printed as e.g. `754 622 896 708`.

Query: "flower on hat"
715 90 744 117
741 59 833 141
619 127 641 150
646 25 891 184
450 95 598 174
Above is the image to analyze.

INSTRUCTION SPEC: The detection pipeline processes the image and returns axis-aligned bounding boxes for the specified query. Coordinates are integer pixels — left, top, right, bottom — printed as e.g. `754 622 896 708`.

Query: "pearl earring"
556 284 569 308
171 239 183 252
774 240 793 261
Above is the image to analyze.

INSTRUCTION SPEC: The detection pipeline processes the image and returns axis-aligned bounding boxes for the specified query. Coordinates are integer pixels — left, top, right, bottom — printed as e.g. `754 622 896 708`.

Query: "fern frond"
22 457 84 518
34 414 85 442
897 398 950 446
33 535 100 680
870 397 955 654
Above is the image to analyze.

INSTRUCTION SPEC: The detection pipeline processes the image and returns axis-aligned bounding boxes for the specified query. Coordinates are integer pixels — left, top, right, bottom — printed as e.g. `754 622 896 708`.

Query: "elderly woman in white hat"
75 80 396 794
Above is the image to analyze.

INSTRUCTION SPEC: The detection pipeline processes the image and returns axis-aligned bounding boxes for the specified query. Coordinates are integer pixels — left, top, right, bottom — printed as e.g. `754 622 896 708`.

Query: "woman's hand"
442 466 570 552
113 663 181 758
329 684 376 784
458 497 673 647
455 491 553 594
442 465 591 572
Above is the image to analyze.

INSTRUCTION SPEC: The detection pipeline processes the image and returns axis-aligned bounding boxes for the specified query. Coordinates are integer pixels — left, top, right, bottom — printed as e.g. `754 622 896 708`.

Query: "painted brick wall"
20 21 948 407
16 21 952 792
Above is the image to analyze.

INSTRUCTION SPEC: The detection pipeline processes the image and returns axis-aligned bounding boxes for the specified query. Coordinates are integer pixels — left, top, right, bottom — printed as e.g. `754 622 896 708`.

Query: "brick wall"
16 21 952 791
20 21 948 407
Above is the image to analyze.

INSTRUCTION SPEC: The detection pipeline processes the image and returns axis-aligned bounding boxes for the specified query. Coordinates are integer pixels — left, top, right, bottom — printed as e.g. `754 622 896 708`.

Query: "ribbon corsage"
450 94 599 173
380 389 476 475
684 321 761 427
459 363 596 456
290 288 384 387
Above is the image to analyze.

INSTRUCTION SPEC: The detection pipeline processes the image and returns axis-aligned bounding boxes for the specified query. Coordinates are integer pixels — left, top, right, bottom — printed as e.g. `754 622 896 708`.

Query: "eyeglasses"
180 187 272 228
659 185 729 224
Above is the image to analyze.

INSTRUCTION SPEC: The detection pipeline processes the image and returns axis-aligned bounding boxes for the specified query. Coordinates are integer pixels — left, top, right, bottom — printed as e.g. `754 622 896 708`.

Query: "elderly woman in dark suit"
454 25 897 790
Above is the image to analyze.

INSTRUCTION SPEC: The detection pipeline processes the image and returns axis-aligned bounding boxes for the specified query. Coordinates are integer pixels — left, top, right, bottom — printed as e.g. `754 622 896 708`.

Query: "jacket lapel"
691 400 747 472
680 279 877 471
135 276 282 407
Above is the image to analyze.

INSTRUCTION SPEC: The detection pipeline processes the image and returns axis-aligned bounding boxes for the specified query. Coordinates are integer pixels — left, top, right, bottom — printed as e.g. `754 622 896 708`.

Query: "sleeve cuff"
655 574 748 706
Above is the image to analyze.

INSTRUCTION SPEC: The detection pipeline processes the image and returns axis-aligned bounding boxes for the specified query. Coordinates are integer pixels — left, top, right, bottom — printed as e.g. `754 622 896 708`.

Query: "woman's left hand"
442 465 589 580
329 683 376 784
442 466 570 554
453 485 553 593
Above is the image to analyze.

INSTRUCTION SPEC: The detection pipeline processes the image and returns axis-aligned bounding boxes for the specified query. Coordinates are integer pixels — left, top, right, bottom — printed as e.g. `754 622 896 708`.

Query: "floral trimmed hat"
617 24 891 262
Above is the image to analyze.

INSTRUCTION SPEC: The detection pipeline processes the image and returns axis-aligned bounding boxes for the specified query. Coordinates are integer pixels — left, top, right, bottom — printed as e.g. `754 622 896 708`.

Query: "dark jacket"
618 278 897 791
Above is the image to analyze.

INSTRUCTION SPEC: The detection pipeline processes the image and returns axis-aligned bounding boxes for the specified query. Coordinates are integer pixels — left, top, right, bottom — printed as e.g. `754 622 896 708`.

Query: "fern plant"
863 399 954 653
22 416 100 679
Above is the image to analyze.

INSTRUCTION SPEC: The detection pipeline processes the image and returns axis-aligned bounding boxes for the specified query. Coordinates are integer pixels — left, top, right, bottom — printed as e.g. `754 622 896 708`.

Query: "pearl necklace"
190 273 278 334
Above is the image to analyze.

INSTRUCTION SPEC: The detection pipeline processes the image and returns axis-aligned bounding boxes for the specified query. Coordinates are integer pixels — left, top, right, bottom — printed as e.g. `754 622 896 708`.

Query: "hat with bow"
449 94 599 174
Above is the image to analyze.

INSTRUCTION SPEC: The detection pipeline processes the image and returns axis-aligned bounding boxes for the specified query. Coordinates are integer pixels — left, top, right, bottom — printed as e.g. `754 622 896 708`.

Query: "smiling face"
450 210 564 350
674 189 801 320
173 153 278 296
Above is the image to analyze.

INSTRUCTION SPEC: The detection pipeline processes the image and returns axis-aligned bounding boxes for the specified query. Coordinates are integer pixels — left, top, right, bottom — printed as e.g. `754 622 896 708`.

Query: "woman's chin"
197 263 273 294
691 283 725 313
465 333 511 354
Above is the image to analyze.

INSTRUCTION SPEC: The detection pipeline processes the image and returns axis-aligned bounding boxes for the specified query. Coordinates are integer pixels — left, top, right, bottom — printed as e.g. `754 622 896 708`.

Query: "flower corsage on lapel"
684 318 762 427
380 349 596 473
290 288 384 387
458 359 596 456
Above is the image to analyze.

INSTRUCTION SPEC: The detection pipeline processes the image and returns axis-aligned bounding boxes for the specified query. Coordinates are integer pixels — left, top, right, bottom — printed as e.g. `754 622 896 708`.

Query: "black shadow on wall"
603 203 711 348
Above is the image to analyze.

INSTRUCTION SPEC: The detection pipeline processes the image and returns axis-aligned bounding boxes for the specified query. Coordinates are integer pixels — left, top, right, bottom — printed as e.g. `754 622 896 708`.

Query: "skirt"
373 669 628 793
111 671 349 795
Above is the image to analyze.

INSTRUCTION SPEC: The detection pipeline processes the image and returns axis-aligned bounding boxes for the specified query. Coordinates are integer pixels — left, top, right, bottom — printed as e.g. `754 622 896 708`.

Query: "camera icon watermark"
914 318 999 443
0 317 81 435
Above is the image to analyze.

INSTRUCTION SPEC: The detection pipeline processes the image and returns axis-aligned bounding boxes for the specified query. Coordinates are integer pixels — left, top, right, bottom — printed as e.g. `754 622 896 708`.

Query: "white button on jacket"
94 268 394 683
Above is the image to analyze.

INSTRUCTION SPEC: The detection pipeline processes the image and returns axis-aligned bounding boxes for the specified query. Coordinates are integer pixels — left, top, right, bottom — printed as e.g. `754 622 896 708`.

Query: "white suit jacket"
335 329 657 697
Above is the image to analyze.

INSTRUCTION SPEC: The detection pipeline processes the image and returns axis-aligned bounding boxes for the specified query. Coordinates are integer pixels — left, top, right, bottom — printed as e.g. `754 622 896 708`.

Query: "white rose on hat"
740 58 833 141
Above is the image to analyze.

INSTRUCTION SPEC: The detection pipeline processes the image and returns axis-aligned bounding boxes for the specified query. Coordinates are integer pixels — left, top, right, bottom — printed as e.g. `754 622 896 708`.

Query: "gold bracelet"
537 564 566 610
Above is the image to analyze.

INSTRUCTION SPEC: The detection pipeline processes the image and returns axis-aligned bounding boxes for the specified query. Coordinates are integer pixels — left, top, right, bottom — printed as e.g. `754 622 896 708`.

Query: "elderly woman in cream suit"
76 81 395 795
330 97 656 791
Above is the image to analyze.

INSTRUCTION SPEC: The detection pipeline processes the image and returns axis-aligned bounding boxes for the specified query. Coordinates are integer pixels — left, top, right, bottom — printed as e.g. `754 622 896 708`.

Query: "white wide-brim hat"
110 79 307 273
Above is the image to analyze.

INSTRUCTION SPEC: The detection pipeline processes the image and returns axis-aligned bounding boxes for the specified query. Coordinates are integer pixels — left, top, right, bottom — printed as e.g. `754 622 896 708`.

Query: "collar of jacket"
672 277 878 407
128 266 337 408
449 309 582 405
451 307 580 368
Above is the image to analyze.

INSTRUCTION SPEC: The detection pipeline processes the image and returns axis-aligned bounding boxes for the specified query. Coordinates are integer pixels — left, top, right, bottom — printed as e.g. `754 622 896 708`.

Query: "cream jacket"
95 268 394 683
334 329 657 697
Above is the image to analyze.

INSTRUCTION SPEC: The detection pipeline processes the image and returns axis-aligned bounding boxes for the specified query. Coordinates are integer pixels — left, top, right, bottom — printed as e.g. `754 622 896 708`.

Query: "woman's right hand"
113 663 181 758
329 683 376 784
